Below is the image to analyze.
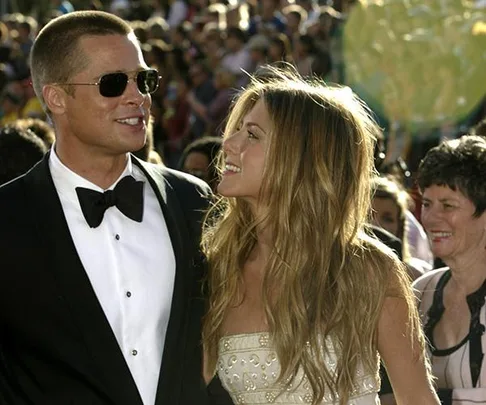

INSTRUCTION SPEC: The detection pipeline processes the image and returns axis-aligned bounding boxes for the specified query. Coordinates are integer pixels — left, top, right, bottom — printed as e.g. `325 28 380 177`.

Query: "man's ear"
43 84 67 115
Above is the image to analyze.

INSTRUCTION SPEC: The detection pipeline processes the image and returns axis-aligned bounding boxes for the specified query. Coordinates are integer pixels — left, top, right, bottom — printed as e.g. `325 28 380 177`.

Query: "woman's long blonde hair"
202 67 424 404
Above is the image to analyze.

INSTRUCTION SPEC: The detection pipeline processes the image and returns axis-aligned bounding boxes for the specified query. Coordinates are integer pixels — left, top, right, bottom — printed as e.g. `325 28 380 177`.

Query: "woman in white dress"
202 65 440 405
413 135 486 404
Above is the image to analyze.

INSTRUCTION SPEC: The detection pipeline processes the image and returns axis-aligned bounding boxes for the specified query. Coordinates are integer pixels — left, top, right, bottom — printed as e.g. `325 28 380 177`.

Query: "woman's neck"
447 254 486 295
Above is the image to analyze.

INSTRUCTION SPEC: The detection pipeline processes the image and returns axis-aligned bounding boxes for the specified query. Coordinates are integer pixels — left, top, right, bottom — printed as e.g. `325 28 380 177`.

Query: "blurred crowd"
0 0 485 202
0 0 352 167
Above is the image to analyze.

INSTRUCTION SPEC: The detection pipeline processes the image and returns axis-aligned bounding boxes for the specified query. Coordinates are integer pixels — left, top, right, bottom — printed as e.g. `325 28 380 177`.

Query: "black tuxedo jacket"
0 153 211 405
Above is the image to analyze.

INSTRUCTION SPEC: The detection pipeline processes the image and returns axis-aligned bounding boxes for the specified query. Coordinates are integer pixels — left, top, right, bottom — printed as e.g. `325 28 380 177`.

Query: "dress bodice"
217 332 380 405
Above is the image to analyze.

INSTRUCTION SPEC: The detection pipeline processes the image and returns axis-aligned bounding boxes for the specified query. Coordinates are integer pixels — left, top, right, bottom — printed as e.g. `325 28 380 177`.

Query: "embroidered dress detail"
217 332 380 405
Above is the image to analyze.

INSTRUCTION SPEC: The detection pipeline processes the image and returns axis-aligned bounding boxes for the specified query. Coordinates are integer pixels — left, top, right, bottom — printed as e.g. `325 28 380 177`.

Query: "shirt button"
126 291 132 298
115 234 120 240
132 349 138 356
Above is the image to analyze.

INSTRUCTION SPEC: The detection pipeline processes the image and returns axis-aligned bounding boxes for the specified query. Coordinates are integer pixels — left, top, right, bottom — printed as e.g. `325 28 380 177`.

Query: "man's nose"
124 77 146 105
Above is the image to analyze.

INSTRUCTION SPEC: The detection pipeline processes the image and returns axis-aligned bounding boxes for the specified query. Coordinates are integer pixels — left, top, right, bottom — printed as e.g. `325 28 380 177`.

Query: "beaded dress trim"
217 332 380 405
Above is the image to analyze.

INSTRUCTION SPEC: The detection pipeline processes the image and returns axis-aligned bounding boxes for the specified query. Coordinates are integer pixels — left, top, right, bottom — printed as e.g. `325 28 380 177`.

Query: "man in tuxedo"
0 11 211 405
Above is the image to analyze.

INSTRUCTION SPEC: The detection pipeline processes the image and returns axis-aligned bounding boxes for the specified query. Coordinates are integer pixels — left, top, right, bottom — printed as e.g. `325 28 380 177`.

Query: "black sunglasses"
56 69 161 98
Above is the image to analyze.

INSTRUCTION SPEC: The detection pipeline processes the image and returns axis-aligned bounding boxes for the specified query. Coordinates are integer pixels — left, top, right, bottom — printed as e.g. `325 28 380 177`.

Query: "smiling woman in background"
370 175 427 280
413 135 486 404
178 135 222 192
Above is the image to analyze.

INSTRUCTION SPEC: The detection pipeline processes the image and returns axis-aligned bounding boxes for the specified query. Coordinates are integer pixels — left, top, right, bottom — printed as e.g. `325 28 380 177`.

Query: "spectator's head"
146 38 173 73
268 33 293 63
417 135 486 263
282 5 307 35
130 20 149 44
213 67 236 90
188 60 210 87
17 16 38 41
0 125 48 185
2 13 21 32
295 33 318 57
172 22 192 47
317 5 343 34
225 27 246 52
178 136 222 191
417 135 486 218
147 16 169 41
470 117 486 137
247 34 270 64
371 175 412 258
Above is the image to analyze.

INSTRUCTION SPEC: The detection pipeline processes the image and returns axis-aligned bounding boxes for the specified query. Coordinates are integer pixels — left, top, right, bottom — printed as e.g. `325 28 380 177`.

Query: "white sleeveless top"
217 332 380 404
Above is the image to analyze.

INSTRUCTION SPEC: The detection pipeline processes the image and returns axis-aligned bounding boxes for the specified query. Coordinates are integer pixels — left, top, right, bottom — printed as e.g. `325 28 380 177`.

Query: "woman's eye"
247 130 258 139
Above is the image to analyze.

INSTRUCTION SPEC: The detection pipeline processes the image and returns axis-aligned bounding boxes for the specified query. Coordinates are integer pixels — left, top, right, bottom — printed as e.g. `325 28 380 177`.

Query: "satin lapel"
132 159 192 404
24 153 143 405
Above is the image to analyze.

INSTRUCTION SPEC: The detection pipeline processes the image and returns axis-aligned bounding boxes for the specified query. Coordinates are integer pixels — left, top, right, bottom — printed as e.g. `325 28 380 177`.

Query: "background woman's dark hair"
417 135 486 217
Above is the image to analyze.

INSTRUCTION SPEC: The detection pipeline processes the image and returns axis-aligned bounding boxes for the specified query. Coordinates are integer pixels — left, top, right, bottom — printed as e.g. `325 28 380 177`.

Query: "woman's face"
286 13 301 33
218 98 270 207
421 184 486 263
371 196 401 237
182 151 210 182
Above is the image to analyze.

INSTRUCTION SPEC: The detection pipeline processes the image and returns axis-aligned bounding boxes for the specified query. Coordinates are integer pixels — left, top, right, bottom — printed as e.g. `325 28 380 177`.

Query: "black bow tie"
76 175 144 228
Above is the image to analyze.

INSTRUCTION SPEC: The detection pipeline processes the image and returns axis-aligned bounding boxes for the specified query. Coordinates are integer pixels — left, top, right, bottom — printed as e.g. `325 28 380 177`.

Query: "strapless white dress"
217 332 380 405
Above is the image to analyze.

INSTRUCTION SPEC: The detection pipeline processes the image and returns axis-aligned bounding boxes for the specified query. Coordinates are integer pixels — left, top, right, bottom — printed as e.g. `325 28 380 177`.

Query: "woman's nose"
223 132 242 155
421 207 439 228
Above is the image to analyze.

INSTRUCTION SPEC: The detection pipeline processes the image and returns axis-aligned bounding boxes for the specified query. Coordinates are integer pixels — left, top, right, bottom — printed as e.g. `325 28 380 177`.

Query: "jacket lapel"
25 153 144 405
132 159 193 404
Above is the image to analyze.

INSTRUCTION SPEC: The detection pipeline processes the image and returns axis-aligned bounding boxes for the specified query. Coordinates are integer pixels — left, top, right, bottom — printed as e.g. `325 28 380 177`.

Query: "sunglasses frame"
53 69 161 98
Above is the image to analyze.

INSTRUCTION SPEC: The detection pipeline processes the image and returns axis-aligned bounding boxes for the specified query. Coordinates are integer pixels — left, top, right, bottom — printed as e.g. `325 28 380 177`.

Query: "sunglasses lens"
137 70 159 94
99 72 128 97
98 70 159 97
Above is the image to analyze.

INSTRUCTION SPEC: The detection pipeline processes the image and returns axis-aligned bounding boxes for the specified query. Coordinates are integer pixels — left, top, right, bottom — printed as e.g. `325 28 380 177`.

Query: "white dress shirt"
49 150 175 405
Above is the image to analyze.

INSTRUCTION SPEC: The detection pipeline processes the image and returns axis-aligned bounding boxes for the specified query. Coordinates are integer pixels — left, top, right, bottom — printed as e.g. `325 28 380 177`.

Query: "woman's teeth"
117 117 140 125
225 164 241 173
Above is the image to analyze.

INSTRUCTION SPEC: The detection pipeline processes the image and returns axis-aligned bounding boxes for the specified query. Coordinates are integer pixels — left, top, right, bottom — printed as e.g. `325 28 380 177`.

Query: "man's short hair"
30 10 134 115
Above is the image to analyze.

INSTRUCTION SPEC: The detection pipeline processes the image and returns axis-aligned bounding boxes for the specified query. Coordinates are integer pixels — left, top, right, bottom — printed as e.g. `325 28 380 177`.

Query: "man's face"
54 34 152 160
